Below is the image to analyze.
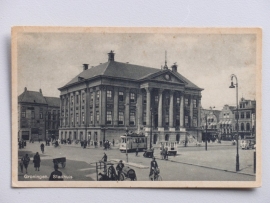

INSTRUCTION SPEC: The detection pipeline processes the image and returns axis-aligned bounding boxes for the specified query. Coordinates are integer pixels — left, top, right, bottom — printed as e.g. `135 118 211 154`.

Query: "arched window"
241 123 245 131
246 123 250 131
165 134 170 141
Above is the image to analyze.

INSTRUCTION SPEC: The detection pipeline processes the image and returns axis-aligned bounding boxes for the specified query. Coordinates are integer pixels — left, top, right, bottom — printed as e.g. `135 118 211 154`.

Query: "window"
39 112 43 119
143 112 146 125
240 123 246 131
143 94 146 104
96 112 100 124
118 112 124 125
96 91 100 101
53 110 56 120
185 116 189 127
71 96 74 105
130 112 135 125
246 123 250 131
21 107 26 118
130 93 135 103
165 134 169 141
176 114 180 126
176 97 180 106
76 113 79 124
193 100 197 108
119 91 124 102
241 112 245 119
165 112 169 125
155 95 159 103
82 112 85 124
107 90 112 99
165 95 170 105
90 112 93 124
76 95 79 104
235 112 239 119
31 111 35 119
246 112 250 119
82 93 85 103
185 98 189 106
193 117 197 127
90 93 93 102
71 113 73 125
106 111 112 124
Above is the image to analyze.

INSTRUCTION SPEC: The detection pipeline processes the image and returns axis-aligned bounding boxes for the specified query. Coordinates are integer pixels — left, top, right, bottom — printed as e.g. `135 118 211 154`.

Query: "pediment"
148 71 186 84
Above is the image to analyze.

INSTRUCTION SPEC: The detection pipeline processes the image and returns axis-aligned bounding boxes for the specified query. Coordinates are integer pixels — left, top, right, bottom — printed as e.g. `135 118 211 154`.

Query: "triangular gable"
141 70 187 84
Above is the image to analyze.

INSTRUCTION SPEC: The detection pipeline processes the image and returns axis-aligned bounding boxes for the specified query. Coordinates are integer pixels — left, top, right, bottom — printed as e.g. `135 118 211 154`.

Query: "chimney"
108 50 115 61
39 89 42 94
24 87 27 92
171 63 177 72
83 64 89 70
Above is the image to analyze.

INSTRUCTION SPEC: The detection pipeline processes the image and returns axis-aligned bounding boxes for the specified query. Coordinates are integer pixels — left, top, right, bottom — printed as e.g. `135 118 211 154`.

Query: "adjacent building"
218 105 235 140
18 88 60 141
235 97 256 139
58 51 203 146
201 108 221 141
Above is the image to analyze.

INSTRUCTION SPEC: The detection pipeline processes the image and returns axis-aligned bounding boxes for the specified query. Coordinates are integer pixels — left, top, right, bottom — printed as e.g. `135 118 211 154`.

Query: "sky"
17 31 257 110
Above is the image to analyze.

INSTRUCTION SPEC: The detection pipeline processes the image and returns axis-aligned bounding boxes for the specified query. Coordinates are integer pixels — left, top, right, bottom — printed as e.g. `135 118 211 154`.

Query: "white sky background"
17 32 256 110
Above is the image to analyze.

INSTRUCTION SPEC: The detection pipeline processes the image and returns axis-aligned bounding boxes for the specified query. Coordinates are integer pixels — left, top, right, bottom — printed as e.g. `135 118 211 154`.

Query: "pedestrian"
116 160 125 180
112 139 115 147
100 140 102 147
33 152 41 171
83 140 87 149
22 154 30 174
19 157 24 173
101 153 107 162
49 164 63 181
24 140 27 147
40 143 45 153
136 147 139 156
94 141 97 148
149 157 159 180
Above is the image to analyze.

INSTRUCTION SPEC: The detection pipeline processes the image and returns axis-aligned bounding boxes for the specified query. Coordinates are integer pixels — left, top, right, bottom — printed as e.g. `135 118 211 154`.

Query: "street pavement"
17 141 255 181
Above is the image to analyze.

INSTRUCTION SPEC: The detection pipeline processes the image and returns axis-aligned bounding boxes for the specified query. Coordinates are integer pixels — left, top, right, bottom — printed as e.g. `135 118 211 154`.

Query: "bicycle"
149 168 162 181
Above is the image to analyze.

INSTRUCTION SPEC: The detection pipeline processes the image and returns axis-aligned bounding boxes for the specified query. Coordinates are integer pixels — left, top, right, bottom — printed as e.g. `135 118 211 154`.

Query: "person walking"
83 140 87 149
116 160 125 180
19 157 24 173
40 143 45 153
136 147 139 156
33 152 41 171
101 153 107 162
22 154 30 174
49 164 63 181
112 139 115 147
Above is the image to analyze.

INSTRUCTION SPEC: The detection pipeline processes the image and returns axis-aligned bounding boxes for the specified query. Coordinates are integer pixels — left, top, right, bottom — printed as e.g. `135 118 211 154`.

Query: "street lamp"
203 106 215 151
150 108 153 150
229 74 240 171
125 127 129 163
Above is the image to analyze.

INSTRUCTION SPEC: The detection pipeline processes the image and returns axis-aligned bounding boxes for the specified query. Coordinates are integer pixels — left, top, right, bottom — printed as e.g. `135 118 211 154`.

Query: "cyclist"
149 157 159 180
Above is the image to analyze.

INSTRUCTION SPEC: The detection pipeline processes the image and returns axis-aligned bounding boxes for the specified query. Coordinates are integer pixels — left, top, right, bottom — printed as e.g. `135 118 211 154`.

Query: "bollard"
254 150 256 174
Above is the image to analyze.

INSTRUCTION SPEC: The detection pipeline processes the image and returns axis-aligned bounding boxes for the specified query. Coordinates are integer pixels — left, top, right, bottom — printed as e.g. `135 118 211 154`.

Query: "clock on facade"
164 74 171 81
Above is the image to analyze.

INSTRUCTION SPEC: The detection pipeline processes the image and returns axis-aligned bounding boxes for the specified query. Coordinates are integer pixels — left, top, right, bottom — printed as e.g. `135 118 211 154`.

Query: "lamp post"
125 127 129 163
150 108 153 150
229 74 240 171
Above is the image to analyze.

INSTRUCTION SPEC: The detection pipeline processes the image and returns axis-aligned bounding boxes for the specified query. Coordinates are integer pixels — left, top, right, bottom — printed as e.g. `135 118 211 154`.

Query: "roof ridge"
102 61 111 75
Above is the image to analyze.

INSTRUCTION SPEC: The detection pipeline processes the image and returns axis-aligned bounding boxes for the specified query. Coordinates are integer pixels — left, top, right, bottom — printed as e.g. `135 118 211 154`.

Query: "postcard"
12 27 261 188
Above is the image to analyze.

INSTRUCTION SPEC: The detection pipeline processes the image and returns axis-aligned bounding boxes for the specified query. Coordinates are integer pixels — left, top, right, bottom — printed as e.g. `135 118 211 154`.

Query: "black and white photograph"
12 27 261 188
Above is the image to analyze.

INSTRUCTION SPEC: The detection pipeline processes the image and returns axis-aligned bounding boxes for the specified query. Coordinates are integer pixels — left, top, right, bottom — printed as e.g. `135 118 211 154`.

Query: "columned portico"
180 94 184 127
146 87 152 127
169 90 175 131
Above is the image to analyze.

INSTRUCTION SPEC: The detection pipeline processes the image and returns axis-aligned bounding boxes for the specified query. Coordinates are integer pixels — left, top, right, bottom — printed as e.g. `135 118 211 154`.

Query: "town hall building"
58 51 203 146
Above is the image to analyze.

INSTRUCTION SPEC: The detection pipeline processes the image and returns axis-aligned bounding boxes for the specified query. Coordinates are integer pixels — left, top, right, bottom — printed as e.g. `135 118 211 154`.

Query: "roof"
44 97 60 107
18 89 60 107
18 90 47 104
61 61 201 90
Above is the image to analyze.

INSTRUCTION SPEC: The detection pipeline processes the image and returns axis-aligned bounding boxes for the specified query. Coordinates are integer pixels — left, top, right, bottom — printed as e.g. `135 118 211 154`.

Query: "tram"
119 132 147 152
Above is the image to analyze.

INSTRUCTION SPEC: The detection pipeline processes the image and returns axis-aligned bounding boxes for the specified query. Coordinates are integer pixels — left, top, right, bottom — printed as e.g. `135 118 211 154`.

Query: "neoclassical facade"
58 51 203 145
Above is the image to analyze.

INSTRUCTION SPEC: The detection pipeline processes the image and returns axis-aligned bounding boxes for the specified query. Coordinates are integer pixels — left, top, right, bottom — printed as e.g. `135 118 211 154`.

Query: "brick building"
58 51 203 146
18 88 60 141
